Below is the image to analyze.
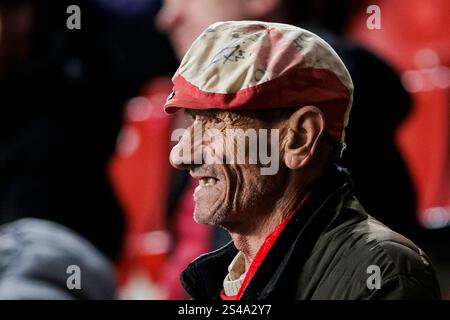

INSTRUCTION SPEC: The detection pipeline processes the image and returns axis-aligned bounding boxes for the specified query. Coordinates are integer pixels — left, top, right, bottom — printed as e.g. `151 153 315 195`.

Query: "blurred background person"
346 0 450 298
0 0 129 261
0 218 116 299
0 0 175 298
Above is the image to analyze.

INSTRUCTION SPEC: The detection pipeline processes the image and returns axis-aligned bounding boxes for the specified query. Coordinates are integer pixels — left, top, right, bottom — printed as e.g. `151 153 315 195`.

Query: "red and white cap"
164 21 353 142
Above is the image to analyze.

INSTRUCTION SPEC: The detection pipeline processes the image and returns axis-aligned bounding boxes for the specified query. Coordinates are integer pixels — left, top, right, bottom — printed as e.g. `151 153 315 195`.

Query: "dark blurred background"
0 0 448 299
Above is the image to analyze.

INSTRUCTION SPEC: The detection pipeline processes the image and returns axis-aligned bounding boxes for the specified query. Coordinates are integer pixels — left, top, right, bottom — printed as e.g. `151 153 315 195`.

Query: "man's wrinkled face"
169 109 287 228
157 0 246 59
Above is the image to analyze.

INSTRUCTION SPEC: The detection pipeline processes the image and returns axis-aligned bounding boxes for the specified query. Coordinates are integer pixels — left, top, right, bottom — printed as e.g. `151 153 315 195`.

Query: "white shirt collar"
223 252 246 296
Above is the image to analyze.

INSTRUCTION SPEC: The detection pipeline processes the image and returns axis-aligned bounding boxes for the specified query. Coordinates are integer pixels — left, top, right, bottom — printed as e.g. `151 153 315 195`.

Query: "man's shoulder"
304 208 441 299
335 215 430 273
320 195 429 273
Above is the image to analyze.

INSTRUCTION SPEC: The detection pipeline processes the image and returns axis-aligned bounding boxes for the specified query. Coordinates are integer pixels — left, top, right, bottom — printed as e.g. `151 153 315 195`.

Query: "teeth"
198 177 217 187
207 178 217 186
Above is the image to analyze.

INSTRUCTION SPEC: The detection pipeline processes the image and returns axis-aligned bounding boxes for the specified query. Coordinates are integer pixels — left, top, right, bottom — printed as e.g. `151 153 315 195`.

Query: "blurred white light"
126 97 153 122
141 230 171 255
414 48 440 69
401 70 425 92
116 126 140 157
431 65 450 89
423 207 450 229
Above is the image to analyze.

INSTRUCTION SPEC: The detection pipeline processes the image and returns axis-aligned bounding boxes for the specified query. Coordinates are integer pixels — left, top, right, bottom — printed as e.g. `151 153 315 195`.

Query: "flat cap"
165 21 353 142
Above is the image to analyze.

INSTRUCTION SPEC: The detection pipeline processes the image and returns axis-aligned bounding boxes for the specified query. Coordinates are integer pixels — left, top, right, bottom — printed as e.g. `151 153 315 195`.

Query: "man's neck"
229 214 282 271
227 178 310 272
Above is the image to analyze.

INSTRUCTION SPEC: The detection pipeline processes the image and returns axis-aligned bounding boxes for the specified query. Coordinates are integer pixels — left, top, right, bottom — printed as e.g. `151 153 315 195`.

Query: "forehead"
184 107 293 128
185 108 242 121
185 108 220 117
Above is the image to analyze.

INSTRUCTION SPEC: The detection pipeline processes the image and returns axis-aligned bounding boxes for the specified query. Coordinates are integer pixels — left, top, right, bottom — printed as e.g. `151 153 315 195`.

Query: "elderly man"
165 21 440 300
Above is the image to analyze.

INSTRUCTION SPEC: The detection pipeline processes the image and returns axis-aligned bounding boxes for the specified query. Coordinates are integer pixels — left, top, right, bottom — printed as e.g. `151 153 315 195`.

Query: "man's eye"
207 114 223 123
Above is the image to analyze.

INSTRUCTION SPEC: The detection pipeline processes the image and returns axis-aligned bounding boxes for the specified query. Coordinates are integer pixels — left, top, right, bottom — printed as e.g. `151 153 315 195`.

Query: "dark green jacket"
180 166 441 300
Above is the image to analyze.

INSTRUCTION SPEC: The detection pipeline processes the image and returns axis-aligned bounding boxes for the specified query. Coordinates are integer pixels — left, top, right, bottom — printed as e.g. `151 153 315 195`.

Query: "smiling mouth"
198 177 218 187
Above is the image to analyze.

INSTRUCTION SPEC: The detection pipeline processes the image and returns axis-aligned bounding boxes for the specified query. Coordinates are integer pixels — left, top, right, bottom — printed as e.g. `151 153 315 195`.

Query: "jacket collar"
180 165 353 300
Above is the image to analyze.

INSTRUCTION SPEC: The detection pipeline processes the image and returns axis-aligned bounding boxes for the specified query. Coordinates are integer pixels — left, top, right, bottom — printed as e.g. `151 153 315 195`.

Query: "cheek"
211 0 246 20
187 3 219 32
239 165 284 205
193 0 244 30
232 165 262 200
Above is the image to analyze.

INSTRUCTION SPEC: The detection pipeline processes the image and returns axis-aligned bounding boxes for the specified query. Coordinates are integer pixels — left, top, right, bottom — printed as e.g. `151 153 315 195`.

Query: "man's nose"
169 126 203 170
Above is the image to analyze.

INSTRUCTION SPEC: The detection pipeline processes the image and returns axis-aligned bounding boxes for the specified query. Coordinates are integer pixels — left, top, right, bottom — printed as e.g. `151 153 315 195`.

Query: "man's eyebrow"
184 109 202 119
185 109 220 118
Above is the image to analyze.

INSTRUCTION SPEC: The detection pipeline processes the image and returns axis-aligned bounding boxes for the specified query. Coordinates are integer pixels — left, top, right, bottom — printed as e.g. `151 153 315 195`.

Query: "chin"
193 210 207 224
193 206 228 226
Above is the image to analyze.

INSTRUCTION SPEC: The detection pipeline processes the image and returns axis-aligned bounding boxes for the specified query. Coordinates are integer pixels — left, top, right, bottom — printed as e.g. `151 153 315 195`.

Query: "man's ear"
242 0 282 19
283 106 325 170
